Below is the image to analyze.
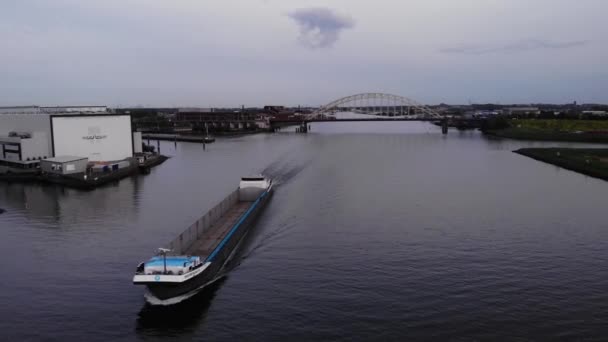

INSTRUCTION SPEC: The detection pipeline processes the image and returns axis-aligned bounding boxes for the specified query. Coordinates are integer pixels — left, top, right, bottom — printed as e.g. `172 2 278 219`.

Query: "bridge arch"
307 93 441 119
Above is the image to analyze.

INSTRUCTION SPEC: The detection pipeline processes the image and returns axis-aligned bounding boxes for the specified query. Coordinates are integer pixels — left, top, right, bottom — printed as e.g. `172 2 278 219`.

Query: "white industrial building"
0 113 137 170
51 114 134 161
0 114 53 167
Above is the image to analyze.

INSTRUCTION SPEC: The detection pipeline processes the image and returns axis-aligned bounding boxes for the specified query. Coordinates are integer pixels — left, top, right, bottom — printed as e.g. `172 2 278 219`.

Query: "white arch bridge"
269 93 484 134
306 93 442 120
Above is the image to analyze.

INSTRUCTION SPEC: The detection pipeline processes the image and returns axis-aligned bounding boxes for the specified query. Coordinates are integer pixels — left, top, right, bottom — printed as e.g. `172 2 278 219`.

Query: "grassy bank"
486 127 608 143
515 119 608 131
515 148 608 181
484 119 608 143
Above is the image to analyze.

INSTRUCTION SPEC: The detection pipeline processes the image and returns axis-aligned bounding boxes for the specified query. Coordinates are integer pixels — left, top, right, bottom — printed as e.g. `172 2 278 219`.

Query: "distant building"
41 106 109 114
0 105 109 114
264 106 287 113
0 106 41 114
503 107 540 116
472 110 500 118
177 107 213 113
582 111 608 117
263 105 297 120
176 110 258 122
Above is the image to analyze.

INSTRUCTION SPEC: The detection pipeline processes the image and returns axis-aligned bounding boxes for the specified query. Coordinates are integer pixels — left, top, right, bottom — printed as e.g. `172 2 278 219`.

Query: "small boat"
133 175 273 305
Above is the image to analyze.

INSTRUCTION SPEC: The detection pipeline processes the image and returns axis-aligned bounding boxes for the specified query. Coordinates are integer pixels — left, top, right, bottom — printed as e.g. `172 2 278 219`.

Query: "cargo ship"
133 176 273 305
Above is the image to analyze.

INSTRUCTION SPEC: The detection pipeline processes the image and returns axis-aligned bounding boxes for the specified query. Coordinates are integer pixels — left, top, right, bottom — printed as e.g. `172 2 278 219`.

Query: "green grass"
486 127 608 143
513 119 608 132
484 119 608 143
515 148 608 181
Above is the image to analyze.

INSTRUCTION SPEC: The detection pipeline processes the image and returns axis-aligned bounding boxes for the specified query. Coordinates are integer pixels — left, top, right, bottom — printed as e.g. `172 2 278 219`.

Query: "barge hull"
140 186 273 302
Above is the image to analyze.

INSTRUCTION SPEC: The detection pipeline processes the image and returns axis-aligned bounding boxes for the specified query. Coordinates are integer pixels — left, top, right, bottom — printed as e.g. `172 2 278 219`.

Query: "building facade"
51 114 133 161
0 114 53 168
0 113 134 167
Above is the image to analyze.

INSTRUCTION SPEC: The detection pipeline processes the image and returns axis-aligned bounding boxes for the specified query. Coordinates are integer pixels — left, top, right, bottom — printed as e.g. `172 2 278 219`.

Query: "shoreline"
0 155 169 190
514 148 608 181
142 131 266 143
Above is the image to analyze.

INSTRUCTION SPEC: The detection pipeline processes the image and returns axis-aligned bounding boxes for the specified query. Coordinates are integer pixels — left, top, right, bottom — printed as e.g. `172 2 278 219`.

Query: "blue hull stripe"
205 191 268 262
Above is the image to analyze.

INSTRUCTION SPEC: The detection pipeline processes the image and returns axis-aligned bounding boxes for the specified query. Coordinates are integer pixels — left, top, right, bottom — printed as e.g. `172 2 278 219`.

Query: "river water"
1 122 608 341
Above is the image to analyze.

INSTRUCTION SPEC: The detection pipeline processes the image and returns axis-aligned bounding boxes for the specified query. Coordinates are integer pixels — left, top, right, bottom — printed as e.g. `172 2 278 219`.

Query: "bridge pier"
441 119 449 135
297 122 308 133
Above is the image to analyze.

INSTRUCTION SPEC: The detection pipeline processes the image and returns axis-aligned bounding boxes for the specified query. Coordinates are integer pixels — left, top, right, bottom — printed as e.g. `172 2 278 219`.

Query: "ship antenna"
158 248 172 274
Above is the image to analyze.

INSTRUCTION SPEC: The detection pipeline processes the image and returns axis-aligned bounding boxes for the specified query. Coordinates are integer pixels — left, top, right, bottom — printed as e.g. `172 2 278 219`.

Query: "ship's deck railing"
165 189 239 254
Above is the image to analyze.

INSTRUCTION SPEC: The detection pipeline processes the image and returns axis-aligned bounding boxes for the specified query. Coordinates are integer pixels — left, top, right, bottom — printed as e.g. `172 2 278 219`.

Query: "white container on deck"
239 176 272 201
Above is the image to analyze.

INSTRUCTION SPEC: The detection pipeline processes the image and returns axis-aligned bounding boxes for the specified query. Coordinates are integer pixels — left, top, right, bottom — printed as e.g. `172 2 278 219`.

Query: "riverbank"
484 119 608 143
515 148 608 181
486 128 608 143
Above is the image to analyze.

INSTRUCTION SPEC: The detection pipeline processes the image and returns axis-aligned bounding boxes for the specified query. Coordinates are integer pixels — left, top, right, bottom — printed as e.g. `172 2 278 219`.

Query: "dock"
143 133 212 143
0 155 168 190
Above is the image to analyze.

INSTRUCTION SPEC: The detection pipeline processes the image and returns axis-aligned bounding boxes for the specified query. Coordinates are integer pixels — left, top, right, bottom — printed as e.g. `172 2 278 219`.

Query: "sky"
1 0 606 107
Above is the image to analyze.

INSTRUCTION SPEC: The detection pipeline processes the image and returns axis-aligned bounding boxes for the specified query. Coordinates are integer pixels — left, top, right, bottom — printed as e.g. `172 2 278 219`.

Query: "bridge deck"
270 118 482 124
184 201 251 258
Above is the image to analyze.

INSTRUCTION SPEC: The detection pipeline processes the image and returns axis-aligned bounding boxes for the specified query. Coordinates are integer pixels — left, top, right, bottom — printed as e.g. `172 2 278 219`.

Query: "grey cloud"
440 39 588 55
288 7 354 49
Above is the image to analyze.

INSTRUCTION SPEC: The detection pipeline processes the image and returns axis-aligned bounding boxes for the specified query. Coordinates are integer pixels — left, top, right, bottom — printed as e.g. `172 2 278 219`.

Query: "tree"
481 116 510 131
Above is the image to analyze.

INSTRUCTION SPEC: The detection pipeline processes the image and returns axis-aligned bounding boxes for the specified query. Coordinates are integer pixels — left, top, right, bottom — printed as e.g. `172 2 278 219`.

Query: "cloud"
440 39 589 55
288 7 354 49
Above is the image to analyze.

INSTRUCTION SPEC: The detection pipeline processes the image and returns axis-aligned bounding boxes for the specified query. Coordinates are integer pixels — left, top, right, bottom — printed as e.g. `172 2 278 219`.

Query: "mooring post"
442 119 448 135
157 139 160 154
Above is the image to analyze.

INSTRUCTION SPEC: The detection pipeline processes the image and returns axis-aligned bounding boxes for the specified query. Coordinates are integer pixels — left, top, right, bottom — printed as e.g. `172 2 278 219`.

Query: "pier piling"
298 122 308 133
